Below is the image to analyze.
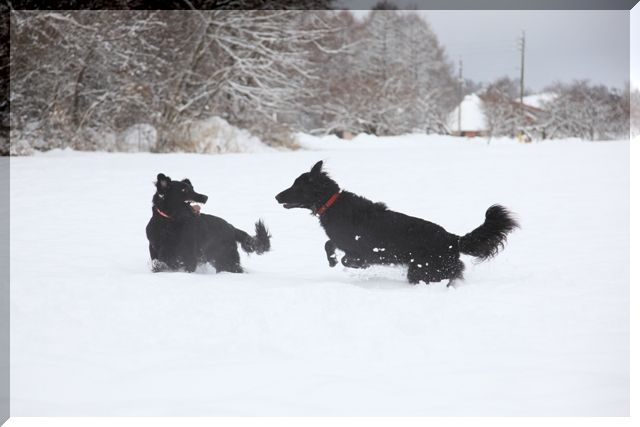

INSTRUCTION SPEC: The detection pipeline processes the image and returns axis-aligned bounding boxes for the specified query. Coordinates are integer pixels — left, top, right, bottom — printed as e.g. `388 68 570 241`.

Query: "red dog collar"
155 208 173 219
316 192 340 216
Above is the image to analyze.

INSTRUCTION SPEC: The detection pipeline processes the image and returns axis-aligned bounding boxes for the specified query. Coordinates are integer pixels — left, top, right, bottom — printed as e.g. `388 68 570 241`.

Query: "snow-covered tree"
631 85 640 138
543 81 628 140
295 10 364 135
398 13 458 134
10 10 168 151
480 77 521 138
1 2 9 155
197 10 333 146
10 10 336 152
303 9 457 136
7 8 464 153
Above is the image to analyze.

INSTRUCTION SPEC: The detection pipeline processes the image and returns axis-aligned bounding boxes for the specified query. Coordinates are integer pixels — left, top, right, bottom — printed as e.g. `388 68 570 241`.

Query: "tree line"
6 8 635 155
478 76 632 141
8 8 459 154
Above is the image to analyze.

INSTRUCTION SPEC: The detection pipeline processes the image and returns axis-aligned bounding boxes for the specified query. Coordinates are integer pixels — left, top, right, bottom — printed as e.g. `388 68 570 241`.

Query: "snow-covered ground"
10 134 629 416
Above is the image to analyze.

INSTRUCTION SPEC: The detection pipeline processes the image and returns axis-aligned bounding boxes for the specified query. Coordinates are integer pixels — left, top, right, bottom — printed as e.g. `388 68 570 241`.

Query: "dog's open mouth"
282 203 303 209
186 201 202 214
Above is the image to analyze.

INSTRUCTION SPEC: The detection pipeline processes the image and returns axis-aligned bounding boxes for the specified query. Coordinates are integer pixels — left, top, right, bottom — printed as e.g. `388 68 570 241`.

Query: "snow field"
9 134 629 415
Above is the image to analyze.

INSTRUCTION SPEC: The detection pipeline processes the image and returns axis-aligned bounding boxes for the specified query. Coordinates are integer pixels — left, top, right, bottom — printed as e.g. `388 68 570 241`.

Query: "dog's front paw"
151 259 169 272
184 262 197 273
341 255 366 268
327 256 338 267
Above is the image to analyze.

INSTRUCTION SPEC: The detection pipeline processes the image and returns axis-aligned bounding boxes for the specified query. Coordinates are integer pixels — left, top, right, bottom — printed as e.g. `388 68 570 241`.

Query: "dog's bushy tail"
458 204 519 261
235 219 271 255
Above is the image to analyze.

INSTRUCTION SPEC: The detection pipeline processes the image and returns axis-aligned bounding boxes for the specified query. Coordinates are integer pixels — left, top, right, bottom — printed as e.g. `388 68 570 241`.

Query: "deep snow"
9 134 629 416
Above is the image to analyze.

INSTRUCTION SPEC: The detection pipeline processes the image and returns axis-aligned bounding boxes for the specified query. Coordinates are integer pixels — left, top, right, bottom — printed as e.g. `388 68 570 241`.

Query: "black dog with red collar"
146 173 270 273
276 161 518 286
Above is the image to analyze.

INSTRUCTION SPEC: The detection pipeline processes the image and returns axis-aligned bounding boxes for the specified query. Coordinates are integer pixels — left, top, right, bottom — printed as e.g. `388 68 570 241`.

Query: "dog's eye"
181 188 186 192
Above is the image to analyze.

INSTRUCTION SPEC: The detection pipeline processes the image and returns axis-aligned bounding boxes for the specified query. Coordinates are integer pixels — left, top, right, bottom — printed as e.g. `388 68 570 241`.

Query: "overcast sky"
631 6 639 89
350 9 630 92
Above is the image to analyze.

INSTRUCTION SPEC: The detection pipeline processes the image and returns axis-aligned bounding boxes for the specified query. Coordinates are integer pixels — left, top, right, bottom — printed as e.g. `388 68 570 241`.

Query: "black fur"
146 173 270 273
276 161 519 285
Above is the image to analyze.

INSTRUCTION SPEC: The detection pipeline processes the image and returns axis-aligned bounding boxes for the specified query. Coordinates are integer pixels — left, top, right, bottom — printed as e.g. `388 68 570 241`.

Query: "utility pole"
518 31 526 140
458 58 463 135
519 30 525 106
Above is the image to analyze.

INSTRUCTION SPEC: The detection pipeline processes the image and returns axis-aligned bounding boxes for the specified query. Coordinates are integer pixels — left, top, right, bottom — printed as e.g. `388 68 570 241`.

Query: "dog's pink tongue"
191 204 201 214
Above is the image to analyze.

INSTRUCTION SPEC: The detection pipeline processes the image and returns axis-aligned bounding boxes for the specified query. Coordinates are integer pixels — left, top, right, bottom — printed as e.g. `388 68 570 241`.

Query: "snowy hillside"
10 134 629 416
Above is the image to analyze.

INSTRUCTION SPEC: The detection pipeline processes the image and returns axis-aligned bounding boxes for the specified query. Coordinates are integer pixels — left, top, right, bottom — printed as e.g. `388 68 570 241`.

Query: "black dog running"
276 161 518 286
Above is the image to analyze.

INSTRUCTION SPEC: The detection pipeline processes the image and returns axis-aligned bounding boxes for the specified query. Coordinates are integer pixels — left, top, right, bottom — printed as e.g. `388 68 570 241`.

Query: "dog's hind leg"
211 245 243 273
407 262 430 285
325 240 338 267
407 258 446 285
409 257 465 286
446 259 465 288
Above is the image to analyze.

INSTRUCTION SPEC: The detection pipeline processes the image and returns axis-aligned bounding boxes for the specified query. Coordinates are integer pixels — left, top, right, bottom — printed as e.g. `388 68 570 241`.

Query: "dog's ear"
310 161 324 177
156 173 171 191
181 178 192 187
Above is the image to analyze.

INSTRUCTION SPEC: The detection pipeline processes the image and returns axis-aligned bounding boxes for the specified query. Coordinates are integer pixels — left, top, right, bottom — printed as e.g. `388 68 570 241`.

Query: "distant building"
447 92 557 139
447 94 487 137
517 92 557 140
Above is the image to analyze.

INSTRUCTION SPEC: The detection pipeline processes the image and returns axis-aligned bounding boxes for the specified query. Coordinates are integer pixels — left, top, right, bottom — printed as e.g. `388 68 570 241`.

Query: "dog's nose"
276 189 291 202
201 195 208 203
